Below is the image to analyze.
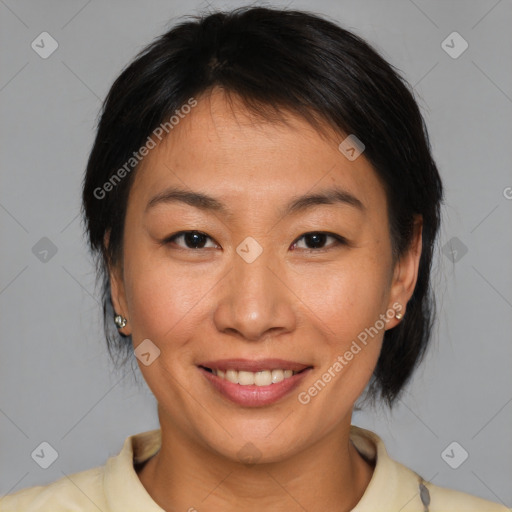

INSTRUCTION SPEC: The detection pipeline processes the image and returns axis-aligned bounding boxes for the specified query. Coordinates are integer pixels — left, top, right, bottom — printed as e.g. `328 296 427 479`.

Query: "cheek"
296 263 389 417
296 255 390 400
123 249 209 343
295 255 391 339
330 261 391 383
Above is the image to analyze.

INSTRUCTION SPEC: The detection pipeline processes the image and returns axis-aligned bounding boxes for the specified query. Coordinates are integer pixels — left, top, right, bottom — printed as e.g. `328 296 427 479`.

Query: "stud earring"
114 314 127 329
395 312 403 321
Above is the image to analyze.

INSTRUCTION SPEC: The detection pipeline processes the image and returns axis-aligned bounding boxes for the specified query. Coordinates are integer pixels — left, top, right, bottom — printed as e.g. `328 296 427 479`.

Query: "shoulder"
0 429 162 512
425 479 510 512
349 425 510 512
0 466 106 512
393 458 510 512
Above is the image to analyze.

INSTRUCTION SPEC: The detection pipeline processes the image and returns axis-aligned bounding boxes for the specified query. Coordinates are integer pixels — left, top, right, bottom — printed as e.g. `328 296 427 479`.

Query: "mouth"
198 366 310 386
197 359 313 407
198 358 312 384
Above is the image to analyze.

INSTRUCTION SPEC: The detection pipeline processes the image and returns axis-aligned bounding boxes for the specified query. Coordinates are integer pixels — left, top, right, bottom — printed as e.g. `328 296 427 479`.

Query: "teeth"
212 368 297 386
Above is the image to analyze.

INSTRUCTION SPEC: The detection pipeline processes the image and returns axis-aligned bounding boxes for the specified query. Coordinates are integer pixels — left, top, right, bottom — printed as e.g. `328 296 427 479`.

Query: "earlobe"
387 216 423 326
104 230 131 335
110 267 131 335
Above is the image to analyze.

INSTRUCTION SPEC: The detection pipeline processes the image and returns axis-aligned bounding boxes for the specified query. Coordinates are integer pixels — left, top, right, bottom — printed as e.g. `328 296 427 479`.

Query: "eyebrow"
144 185 365 217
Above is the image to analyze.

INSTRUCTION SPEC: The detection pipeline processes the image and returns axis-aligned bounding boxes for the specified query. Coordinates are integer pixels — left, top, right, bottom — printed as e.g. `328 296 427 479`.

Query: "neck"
137 412 375 512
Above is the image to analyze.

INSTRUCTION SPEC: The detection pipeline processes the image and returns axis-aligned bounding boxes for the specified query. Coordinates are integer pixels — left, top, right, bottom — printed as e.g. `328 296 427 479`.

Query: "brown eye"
164 231 217 249
290 232 346 251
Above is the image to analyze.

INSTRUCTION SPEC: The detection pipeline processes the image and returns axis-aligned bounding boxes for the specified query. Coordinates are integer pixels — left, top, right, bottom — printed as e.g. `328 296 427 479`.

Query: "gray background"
1 0 511 507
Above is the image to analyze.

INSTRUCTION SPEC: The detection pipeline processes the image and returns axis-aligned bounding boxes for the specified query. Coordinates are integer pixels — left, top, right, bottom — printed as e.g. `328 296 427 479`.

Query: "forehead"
128 90 386 216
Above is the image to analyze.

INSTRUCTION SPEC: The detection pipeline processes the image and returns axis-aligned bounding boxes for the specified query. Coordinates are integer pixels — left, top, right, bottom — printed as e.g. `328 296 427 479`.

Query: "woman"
1 6 508 512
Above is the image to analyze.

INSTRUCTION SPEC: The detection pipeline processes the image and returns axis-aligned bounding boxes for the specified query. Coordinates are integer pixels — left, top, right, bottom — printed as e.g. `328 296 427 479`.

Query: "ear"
104 230 131 336
386 216 423 329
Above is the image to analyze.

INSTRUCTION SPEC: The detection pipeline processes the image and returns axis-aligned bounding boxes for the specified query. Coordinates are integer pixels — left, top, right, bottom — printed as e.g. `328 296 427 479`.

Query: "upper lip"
198 358 312 372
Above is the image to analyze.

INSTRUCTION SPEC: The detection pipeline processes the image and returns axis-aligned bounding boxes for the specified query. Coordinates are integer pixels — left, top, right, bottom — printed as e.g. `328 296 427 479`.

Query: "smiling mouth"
199 366 312 386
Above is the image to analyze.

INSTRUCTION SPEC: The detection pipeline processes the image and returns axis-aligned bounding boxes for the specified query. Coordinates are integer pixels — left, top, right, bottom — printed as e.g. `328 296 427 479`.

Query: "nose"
213 245 297 342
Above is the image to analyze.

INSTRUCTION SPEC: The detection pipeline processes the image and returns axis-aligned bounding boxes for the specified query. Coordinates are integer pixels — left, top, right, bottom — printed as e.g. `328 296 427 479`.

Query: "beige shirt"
1 425 508 511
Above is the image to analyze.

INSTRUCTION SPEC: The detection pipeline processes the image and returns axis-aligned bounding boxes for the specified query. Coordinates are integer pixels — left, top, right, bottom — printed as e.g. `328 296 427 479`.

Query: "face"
108 88 421 463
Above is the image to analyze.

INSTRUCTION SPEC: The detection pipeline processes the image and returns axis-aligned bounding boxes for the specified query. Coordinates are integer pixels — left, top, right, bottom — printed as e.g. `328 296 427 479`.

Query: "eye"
162 230 346 251
163 231 218 250
290 232 346 251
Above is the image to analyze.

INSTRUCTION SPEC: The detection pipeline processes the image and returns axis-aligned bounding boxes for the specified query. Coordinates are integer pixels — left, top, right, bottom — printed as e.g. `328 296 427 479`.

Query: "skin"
106 87 422 512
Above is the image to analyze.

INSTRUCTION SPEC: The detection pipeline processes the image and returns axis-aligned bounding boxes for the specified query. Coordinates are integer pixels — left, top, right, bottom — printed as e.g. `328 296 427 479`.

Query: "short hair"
81 6 443 407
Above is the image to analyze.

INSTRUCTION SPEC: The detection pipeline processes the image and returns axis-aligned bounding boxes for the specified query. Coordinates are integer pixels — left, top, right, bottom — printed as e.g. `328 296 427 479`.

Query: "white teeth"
238 370 255 385
225 369 238 384
211 368 299 386
254 370 272 386
271 369 284 384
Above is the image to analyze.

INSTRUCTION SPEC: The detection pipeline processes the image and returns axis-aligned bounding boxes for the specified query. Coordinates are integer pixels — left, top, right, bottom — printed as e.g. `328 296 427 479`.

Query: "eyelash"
162 230 348 252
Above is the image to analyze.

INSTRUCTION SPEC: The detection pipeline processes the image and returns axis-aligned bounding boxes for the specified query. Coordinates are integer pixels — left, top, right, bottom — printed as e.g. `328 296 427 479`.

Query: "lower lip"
199 367 312 407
